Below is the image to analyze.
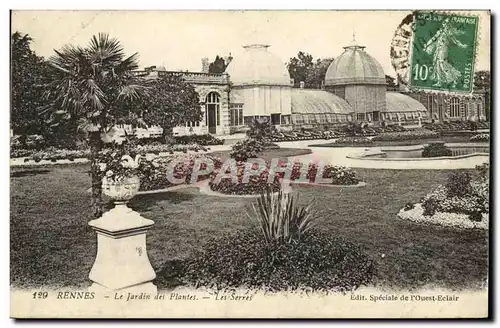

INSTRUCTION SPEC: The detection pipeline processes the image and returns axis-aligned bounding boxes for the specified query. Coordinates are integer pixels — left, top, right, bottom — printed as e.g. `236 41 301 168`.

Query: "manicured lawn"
10 164 488 291
311 135 488 148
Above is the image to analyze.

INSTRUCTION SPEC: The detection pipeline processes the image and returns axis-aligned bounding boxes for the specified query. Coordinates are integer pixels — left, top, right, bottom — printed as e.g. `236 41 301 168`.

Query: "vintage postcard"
10 10 490 318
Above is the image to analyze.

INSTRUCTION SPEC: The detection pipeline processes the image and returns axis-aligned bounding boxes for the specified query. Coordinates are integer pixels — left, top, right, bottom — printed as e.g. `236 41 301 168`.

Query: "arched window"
205 92 220 134
450 97 460 118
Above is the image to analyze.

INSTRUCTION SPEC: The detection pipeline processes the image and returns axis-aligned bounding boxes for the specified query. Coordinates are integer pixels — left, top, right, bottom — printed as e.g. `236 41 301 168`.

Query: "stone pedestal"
88 204 157 293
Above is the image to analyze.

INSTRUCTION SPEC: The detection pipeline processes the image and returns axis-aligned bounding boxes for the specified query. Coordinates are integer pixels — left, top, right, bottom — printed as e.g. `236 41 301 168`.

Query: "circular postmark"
390 12 416 88
390 10 480 94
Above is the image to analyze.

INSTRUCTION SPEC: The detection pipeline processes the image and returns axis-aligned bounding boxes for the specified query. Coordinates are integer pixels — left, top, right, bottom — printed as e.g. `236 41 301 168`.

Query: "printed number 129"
33 291 48 299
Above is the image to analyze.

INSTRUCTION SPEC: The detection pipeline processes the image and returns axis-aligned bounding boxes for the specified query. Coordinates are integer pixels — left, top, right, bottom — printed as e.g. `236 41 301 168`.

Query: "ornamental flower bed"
328 166 359 185
29 148 90 162
169 228 375 293
423 121 489 132
398 166 489 229
469 134 490 142
371 129 438 141
334 136 373 145
269 131 341 142
11 148 37 158
398 204 488 230
158 185 375 292
138 154 223 191
17 143 208 162
136 143 208 155
208 161 282 195
174 134 225 146
208 160 360 195
278 162 359 185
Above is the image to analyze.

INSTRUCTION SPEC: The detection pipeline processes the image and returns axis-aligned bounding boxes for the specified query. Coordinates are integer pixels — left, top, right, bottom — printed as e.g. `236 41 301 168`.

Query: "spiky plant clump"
248 186 317 243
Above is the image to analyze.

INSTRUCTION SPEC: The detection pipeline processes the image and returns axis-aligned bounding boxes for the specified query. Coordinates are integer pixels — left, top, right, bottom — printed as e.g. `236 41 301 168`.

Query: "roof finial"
343 32 366 50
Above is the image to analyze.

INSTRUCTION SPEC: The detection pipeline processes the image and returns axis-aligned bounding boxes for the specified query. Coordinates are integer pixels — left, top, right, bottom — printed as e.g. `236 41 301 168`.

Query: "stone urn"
102 175 140 204
90 174 156 294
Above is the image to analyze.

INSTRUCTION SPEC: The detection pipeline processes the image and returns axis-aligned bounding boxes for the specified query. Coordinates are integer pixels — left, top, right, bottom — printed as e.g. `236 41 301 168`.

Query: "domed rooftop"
225 44 291 87
325 38 386 86
386 92 428 113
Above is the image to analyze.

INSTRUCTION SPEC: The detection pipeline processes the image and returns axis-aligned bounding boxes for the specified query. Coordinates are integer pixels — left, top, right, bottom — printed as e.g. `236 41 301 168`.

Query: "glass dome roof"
325 39 386 86
225 44 291 87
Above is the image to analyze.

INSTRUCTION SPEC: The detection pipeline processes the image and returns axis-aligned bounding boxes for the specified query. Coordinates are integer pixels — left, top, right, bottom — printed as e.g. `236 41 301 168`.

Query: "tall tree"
42 33 148 218
305 57 334 89
474 70 490 90
208 55 227 74
11 32 51 144
286 51 314 87
474 70 491 121
141 73 202 140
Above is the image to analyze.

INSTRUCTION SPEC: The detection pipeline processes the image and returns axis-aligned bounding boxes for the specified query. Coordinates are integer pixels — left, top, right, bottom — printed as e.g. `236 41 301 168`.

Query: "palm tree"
42 33 148 218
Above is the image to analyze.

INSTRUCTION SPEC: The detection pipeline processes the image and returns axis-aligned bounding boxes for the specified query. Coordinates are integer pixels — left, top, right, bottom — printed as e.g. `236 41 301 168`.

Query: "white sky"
11 10 490 77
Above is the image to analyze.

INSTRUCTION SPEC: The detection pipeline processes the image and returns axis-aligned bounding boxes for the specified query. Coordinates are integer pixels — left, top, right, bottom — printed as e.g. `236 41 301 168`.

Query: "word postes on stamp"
410 12 479 93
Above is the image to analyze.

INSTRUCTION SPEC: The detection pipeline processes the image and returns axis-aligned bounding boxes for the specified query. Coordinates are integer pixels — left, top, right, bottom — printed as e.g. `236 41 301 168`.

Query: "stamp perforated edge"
390 10 486 98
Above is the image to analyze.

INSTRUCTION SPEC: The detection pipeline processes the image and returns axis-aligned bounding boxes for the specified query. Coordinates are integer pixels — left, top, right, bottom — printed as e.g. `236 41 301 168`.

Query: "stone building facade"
404 90 488 122
133 40 489 136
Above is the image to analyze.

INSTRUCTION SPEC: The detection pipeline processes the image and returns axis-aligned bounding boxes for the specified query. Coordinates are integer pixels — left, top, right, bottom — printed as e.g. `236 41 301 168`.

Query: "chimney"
201 58 209 73
300 81 305 89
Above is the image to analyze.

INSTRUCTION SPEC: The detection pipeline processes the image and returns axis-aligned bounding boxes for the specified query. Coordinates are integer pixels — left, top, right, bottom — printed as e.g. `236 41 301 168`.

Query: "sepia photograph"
9 9 491 318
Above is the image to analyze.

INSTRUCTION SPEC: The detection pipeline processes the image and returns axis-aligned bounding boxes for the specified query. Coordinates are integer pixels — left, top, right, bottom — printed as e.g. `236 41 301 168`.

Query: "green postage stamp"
410 12 479 93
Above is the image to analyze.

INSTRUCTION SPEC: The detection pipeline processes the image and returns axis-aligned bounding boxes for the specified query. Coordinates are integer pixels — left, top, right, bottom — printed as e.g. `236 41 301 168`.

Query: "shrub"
173 228 375 293
247 187 317 243
445 172 472 198
230 139 264 161
246 117 274 141
476 163 489 181
469 134 489 142
421 143 452 158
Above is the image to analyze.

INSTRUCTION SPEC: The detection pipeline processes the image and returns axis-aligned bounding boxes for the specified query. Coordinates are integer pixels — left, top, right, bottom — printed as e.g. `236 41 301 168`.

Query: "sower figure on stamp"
423 18 467 88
